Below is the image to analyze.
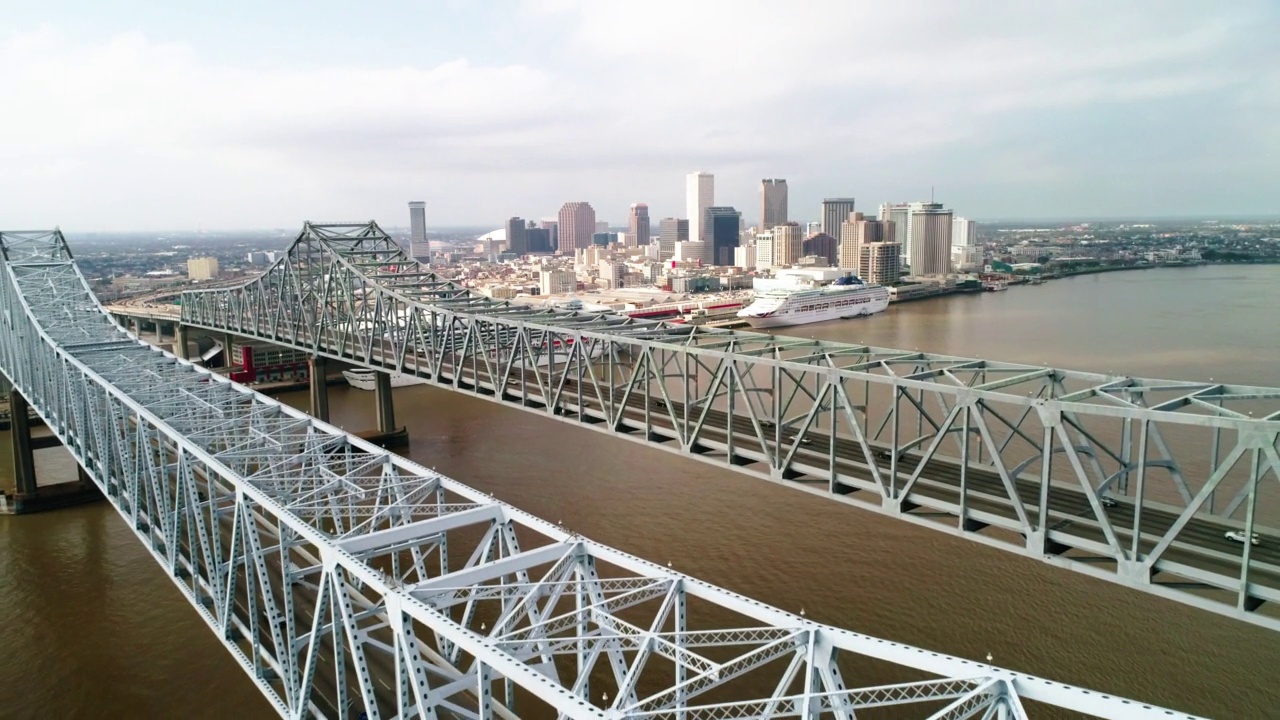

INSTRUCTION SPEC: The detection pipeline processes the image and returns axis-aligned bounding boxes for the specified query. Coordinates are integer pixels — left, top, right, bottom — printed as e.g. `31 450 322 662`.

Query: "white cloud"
0 1 1276 229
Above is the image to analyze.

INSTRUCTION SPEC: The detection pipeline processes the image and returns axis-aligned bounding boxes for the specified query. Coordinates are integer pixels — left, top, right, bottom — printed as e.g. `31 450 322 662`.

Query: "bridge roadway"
175 221 1280 635
2 229 1207 719
348 345 1280 605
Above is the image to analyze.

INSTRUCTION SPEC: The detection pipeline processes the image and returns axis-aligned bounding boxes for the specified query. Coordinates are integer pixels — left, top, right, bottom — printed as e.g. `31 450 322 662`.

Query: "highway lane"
425 357 1280 605
188 334 1280 614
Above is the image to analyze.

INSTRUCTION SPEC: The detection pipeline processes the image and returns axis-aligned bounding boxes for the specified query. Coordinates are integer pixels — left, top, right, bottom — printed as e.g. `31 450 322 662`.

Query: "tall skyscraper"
802 233 838 266
952 217 978 247
408 201 429 263
754 231 776 270
706 206 741 266
526 223 553 253
760 179 788 231
558 202 597 252
907 202 953 276
540 219 558 252
658 217 688 261
629 203 651 246
505 217 528 256
686 172 714 244
773 221 803 266
821 198 856 237
859 243 901 285
877 202 911 257
839 212 894 271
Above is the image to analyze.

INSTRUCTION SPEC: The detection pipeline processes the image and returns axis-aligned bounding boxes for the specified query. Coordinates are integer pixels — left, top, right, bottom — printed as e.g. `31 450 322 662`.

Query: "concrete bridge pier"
351 369 408 450
375 371 395 433
309 356 330 422
1 387 102 515
174 323 189 360
9 388 37 499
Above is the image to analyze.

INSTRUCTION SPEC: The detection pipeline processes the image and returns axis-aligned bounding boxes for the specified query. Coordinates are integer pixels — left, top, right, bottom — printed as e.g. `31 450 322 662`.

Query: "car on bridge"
1225 530 1261 546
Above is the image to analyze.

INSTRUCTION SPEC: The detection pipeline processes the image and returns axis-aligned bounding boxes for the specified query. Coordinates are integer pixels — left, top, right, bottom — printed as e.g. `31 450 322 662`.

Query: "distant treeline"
1200 248 1280 262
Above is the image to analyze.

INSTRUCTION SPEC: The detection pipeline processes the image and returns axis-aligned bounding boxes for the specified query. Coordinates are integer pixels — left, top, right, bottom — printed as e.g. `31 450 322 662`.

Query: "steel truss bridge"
0 226 1239 719
178 222 1280 636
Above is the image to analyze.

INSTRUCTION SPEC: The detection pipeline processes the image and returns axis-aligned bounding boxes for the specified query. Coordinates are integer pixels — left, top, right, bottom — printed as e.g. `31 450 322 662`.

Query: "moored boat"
736 275 889 329
341 368 429 390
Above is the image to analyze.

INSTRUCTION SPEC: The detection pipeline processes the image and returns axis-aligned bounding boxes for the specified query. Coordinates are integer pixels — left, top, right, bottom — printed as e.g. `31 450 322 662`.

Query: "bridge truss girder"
177 222 1280 634
0 231 1208 718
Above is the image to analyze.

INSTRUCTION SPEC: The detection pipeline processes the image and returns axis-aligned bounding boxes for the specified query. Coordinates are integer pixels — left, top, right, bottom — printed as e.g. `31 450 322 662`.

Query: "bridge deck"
177 221 1280 635
2 232 1209 716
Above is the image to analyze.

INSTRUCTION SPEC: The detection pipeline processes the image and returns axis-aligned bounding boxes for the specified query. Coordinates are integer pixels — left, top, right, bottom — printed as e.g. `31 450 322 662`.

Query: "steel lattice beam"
168 221 1280 633
0 229 1212 717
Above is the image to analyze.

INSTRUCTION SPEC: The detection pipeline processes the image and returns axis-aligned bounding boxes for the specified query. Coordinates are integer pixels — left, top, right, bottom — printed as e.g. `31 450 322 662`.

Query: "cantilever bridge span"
0 231 1206 718
178 222 1280 636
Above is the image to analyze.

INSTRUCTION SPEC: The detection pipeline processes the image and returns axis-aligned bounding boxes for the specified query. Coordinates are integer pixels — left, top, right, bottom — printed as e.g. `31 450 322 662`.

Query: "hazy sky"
3 1 1277 231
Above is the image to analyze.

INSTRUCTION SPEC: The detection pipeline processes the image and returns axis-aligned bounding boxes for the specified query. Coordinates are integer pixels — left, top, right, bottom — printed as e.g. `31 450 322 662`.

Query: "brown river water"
1 264 1277 718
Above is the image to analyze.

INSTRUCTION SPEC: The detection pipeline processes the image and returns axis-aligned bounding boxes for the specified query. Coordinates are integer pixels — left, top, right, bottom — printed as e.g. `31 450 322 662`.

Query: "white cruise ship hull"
342 369 429 390
738 287 890 329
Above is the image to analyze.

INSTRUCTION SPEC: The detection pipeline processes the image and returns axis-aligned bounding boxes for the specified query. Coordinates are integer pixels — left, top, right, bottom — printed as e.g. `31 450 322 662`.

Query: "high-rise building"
734 245 757 270
658 217 688 261
539 219 559 252
408 201 429 262
706 206 741 266
859 243 901 285
629 203 651 246
754 232 776 270
687 172 715 243
760 179 788 231
952 245 983 271
673 240 706 265
773 221 803 267
877 202 911 257
952 217 978 247
839 212 894 271
505 216 528 256
802 232 838 266
821 198 856 237
598 258 625 289
526 224 553 253
187 257 219 281
595 221 609 233
558 202 597 252
907 202 953 276
540 268 577 295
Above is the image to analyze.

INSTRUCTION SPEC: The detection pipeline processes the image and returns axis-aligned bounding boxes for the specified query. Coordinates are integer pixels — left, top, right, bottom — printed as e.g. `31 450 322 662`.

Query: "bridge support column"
375 371 395 433
1 387 103 515
174 323 189 360
348 370 408 449
9 388 37 498
309 356 330 422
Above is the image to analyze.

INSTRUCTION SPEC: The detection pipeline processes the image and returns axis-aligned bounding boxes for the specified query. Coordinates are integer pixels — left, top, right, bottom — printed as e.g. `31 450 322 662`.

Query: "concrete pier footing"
1 388 103 515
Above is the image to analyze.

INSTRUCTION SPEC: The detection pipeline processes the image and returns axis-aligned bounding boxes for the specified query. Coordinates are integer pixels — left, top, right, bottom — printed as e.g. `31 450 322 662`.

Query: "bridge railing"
5 231 1207 718
178 222 1280 634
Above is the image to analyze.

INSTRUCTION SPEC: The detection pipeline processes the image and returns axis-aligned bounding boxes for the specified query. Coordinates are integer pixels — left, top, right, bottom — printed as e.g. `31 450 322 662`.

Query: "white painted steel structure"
177 222 1280 637
0 231 1211 717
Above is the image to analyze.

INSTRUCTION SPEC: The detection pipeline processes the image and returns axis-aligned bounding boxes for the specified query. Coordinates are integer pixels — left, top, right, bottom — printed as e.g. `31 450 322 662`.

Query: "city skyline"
2 1 1278 231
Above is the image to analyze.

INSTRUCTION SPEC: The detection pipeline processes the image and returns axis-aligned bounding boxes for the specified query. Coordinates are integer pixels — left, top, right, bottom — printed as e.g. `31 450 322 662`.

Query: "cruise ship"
737 275 890 329
342 368 429 390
